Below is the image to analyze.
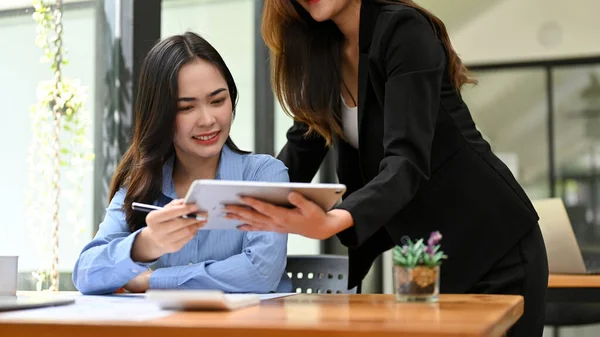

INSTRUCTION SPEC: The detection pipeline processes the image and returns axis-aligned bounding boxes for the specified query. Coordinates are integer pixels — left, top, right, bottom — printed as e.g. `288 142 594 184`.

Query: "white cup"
0 256 18 296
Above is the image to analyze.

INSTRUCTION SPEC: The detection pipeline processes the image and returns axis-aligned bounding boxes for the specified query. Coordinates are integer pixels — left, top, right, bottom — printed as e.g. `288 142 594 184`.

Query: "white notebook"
145 290 260 311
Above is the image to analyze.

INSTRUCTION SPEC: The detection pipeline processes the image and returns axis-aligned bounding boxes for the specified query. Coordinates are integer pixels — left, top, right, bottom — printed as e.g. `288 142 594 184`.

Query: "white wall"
419 0 600 64
0 6 96 273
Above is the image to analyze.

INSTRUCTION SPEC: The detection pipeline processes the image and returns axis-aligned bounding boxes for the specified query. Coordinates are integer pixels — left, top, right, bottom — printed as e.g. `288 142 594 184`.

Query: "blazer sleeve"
336 10 445 247
277 120 329 183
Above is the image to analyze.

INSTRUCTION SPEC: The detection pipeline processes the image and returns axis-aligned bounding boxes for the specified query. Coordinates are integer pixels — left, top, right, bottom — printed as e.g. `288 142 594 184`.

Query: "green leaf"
423 253 431 265
394 256 407 266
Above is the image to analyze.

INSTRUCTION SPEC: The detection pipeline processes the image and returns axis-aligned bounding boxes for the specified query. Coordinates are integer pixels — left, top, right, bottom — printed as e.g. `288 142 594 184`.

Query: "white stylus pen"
131 202 206 221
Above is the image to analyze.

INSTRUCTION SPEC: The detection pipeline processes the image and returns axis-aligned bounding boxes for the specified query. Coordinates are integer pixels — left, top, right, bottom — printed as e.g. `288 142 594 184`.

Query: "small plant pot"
394 265 440 302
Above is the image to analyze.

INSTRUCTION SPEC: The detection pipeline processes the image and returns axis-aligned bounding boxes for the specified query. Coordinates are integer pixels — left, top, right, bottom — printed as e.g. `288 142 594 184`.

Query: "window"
553 65 600 247
461 68 551 199
0 2 97 289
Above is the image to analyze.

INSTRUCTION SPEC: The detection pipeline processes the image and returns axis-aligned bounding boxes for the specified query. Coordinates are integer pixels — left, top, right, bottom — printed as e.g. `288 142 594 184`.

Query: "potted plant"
392 231 447 302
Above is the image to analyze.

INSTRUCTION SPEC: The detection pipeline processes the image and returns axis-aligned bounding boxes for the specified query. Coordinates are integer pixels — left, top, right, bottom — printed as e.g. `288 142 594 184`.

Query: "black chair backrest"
286 255 357 294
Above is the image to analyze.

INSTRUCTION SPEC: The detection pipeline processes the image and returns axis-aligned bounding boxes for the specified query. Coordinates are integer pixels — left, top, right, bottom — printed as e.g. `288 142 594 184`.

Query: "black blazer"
277 2 539 293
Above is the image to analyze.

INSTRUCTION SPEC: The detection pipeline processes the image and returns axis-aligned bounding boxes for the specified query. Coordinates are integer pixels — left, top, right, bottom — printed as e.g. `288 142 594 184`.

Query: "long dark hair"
261 0 477 145
109 31 248 232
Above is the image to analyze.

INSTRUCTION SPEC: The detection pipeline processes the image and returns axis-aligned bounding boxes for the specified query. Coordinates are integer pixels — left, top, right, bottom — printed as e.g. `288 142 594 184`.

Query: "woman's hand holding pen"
131 199 207 262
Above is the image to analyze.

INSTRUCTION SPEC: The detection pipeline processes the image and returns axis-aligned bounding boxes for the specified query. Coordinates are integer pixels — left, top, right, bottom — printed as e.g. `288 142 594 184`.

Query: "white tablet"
183 180 346 230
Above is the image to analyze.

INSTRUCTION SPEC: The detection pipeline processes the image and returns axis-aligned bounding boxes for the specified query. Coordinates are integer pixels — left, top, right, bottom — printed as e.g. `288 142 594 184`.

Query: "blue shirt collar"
161 145 244 199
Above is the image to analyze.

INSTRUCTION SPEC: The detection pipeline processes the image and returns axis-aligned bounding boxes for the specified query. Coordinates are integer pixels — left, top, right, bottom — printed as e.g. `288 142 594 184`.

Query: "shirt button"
132 269 139 273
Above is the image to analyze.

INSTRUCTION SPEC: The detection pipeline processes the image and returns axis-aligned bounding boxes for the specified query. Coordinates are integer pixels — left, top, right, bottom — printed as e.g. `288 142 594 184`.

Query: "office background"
0 0 599 335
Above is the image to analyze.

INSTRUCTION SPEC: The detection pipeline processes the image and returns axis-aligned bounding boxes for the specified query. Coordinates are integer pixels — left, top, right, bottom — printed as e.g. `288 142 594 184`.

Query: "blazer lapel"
357 53 369 146
356 0 378 151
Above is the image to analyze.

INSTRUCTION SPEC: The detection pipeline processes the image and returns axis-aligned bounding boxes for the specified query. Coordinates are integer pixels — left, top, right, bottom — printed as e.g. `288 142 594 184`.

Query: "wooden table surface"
0 294 523 337
548 274 600 288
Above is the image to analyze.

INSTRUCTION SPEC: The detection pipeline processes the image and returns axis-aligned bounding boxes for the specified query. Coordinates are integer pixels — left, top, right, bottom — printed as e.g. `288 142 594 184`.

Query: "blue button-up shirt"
73 145 293 295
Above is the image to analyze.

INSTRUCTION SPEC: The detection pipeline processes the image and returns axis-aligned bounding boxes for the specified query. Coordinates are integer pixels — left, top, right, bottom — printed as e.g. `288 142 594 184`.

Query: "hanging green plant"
26 0 94 291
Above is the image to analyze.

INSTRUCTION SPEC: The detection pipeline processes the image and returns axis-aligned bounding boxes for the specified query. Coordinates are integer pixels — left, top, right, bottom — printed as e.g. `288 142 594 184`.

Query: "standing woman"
225 1 548 335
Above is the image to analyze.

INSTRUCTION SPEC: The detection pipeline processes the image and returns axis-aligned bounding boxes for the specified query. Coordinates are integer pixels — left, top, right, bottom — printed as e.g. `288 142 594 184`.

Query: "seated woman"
72 32 292 295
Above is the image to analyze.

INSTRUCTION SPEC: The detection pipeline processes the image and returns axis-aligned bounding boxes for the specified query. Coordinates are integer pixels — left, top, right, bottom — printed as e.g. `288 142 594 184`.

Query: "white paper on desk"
259 293 297 301
0 293 298 321
0 294 171 322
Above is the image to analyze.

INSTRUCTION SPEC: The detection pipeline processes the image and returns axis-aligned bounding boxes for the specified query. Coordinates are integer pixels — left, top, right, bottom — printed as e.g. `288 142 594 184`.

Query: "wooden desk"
549 274 600 288
547 274 600 303
545 274 600 328
0 294 522 337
